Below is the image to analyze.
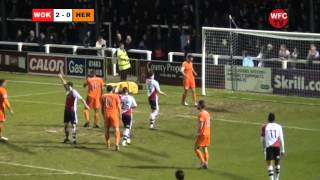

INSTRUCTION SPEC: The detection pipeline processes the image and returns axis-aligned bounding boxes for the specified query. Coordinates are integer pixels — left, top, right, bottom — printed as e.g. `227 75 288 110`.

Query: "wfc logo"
268 9 288 29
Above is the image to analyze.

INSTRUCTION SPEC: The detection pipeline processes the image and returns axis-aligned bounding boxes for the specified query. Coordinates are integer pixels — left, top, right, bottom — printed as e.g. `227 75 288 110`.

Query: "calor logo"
268 9 288 29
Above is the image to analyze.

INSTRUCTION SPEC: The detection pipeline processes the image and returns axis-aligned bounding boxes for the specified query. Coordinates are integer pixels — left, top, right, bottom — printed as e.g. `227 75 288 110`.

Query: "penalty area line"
0 161 133 180
176 114 320 132
0 172 75 177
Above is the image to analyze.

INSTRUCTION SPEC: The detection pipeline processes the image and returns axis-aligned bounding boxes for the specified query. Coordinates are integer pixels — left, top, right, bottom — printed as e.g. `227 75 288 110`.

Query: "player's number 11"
269 130 277 138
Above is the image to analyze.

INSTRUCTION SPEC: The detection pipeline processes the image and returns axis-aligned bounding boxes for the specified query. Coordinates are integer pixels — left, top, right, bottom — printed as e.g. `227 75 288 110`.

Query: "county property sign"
138 61 202 86
225 66 272 93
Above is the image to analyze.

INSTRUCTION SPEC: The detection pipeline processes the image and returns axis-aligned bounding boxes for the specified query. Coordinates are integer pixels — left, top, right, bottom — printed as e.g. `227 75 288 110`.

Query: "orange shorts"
183 78 196 89
196 135 210 147
104 114 120 128
0 109 5 122
86 96 101 109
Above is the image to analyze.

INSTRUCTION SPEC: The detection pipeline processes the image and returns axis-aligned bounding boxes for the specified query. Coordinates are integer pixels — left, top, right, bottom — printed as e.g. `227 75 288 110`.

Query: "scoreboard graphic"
32 9 94 22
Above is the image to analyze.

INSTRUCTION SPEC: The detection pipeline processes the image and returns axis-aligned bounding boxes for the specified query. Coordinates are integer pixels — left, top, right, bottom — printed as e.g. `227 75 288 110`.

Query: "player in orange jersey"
83 71 104 128
181 55 198 106
101 85 121 151
0 79 14 142
194 100 211 169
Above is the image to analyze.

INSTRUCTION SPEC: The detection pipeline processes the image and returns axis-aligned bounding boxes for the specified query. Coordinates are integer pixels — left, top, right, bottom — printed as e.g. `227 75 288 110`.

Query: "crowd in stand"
2 0 320 60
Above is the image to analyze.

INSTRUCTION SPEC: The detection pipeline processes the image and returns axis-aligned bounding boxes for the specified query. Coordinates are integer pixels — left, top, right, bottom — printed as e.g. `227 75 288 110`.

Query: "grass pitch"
0 71 319 180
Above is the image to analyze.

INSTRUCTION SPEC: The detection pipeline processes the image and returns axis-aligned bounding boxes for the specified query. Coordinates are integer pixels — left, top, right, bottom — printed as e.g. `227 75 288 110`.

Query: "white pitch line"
8 99 320 132
8 80 61 86
8 80 83 87
10 99 64 106
0 161 132 180
0 172 75 176
10 90 62 98
176 114 320 132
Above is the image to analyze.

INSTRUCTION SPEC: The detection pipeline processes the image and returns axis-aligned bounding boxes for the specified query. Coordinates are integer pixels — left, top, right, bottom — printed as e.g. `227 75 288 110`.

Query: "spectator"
257 46 265 67
38 32 46 45
307 44 319 60
138 34 148 50
95 35 107 48
153 32 165 60
265 44 275 59
125 35 134 50
291 47 299 69
113 32 122 48
117 42 131 81
242 51 254 67
25 30 37 43
179 28 189 52
175 170 184 180
14 29 24 42
278 44 290 60
184 38 192 58
96 35 107 56
83 31 93 47
47 34 58 44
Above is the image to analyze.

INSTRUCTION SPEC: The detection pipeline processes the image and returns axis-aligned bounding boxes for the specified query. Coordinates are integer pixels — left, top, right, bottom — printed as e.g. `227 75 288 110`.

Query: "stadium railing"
0 41 152 77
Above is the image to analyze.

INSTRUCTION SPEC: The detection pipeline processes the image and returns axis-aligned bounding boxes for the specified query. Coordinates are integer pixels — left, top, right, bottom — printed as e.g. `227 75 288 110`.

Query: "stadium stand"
2 0 320 60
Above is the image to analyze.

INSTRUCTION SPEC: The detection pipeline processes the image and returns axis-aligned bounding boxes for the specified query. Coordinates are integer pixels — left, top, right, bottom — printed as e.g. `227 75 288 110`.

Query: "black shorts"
265 146 281 161
122 114 132 129
64 109 77 124
148 99 158 110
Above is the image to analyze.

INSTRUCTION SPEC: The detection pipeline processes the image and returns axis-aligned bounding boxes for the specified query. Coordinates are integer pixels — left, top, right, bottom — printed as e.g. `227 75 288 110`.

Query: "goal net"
201 27 320 97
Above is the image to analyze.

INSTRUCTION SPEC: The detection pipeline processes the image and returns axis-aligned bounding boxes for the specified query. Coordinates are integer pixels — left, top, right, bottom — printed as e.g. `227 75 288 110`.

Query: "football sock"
182 92 187 103
204 149 209 163
105 130 110 144
268 165 274 180
195 149 205 163
150 110 158 124
0 124 3 137
123 128 130 140
71 124 76 141
115 129 120 146
192 91 197 104
64 124 69 139
84 109 90 122
275 165 280 180
94 111 99 125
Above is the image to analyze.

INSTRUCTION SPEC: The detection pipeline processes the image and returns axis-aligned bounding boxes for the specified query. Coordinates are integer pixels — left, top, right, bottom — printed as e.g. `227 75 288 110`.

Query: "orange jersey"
198 110 210 136
85 77 104 97
0 87 9 110
182 61 194 79
101 93 120 115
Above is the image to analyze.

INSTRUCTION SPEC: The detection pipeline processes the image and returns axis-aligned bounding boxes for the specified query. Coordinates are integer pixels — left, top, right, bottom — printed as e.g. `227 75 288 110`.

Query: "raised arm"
58 74 68 91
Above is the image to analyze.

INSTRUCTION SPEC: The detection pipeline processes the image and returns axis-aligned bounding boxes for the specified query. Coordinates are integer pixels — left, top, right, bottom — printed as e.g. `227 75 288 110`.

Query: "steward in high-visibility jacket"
117 43 131 81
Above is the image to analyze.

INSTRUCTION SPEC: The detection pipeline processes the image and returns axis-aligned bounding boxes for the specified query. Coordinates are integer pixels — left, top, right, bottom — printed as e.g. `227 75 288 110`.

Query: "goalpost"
201 27 320 97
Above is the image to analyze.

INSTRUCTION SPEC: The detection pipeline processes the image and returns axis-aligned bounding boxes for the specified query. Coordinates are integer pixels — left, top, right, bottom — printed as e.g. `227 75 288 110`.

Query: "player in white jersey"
120 87 137 146
58 74 90 144
146 71 166 129
261 113 285 180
